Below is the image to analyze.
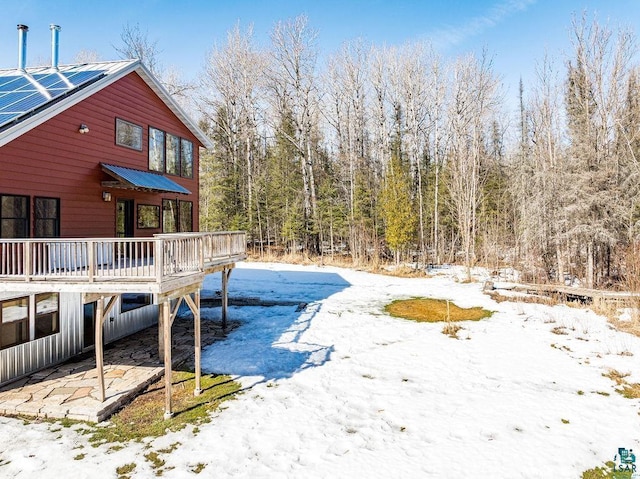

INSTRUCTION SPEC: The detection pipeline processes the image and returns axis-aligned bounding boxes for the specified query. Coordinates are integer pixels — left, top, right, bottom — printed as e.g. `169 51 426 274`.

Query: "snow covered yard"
0 262 639 478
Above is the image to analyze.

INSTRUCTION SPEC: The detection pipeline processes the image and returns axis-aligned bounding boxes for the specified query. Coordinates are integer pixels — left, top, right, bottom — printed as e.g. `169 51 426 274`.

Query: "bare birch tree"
447 52 500 280
268 15 321 253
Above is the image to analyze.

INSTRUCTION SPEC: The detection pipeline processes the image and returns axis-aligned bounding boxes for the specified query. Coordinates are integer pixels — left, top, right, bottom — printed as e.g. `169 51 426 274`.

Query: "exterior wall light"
102 191 112 202
78 124 89 134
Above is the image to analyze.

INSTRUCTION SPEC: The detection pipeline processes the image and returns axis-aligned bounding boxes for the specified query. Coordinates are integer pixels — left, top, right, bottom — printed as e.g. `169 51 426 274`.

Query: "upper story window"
34 197 60 238
166 134 180 175
181 139 193 178
148 127 194 178
1 194 29 238
149 127 165 172
115 118 143 151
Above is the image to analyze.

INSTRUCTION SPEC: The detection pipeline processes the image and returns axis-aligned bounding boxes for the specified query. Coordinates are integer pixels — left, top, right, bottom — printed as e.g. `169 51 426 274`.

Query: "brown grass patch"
385 298 492 323
85 371 240 444
602 369 640 399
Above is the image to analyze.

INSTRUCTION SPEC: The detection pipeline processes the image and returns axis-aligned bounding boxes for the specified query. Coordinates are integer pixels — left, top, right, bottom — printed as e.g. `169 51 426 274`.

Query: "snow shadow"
200 267 351 382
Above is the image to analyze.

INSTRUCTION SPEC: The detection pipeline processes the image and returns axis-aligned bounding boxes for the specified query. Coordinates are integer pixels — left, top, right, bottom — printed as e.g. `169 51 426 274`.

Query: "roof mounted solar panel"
0 76 32 92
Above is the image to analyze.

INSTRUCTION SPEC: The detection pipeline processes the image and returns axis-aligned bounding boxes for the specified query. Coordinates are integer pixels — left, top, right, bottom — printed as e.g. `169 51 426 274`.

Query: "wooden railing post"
88 240 95 282
155 238 164 282
24 241 31 282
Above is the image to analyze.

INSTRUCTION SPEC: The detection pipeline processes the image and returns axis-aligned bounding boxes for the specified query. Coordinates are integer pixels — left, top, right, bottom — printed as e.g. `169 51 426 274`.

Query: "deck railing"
0 231 246 284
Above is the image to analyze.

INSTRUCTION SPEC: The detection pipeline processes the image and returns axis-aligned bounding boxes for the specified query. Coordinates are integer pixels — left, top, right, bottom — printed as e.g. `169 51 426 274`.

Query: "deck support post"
162 299 173 419
221 268 232 330
94 295 118 402
184 290 201 396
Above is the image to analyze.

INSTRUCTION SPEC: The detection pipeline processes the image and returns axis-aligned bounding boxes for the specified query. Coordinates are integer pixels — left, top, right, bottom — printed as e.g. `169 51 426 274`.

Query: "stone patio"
0 315 233 423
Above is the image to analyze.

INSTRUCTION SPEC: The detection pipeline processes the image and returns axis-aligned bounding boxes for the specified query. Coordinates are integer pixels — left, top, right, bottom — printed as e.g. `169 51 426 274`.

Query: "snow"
1 261 640 478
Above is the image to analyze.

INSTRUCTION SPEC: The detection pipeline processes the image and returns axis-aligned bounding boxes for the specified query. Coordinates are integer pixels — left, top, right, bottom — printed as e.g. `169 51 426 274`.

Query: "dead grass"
84 370 240 445
385 298 493 323
602 369 640 400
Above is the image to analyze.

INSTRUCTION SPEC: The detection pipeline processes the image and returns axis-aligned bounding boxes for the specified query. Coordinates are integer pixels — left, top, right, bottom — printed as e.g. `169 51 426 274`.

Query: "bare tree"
447 51 500 280
200 23 266 239
73 49 103 64
325 39 372 263
114 22 162 76
268 15 321 252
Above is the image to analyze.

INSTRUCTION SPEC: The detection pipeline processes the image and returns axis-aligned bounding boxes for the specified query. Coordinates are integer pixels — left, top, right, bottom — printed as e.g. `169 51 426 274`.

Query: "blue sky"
1 0 640 105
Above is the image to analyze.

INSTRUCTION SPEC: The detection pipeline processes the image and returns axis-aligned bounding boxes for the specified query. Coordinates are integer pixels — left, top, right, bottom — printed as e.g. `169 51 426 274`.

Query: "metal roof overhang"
101 163 191 194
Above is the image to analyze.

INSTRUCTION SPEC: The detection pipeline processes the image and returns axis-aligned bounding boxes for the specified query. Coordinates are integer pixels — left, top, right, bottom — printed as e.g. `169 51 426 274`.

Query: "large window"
166 134 180 175
162 199 178 233
137 204 160 229
179 200 193 232
149 127 165 172
34 197 60 238
115 118 143 151
148 127 193 178
35 293 59 339
0 297 29 350
0 194 29 238
181 139 193 178
163 199 193 233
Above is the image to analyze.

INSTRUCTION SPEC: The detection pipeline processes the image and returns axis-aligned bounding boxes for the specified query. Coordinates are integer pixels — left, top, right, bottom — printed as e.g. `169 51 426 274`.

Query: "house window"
166 134 180 175
0 297 29 350
163 199 192 232
0 194 29 238
149 127 165 172
34 197 60 238
179 200 193 232
162 199 178 233
137 204 160 229
35 293 59 339
121 293 152 313
147 127 194 178
181 139 193 178
115 118 143 151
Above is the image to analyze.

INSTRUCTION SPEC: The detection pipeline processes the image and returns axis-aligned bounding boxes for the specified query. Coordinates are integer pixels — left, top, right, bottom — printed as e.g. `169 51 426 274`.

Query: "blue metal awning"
101 163 191 195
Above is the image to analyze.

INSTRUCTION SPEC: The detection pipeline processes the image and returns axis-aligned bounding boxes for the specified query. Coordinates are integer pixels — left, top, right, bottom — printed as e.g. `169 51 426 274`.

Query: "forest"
122 13 640 288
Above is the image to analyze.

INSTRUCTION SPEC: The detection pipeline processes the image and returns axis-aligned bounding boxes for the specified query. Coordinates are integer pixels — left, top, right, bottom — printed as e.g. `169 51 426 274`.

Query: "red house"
0 25 245 418
0 27 210 239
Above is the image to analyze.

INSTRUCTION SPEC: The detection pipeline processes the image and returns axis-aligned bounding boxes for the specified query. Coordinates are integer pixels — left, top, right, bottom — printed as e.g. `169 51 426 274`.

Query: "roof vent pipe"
17 24 28 71
50 24 61 69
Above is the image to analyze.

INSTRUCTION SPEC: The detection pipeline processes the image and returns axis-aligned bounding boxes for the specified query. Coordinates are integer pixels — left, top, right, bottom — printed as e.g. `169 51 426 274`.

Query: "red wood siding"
0 72 200 237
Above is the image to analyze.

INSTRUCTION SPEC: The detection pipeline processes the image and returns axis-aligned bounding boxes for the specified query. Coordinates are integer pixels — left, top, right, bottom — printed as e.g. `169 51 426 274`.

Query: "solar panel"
32 73 66 89
0 76 32 92
0 91 34 111
10 93 49 112
0 62 115 130
64 70 104 84
0 113 15 125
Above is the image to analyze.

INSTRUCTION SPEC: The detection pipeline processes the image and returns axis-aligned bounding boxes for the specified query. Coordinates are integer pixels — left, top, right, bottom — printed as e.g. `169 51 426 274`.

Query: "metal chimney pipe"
17 24 28 70
50 24 61 69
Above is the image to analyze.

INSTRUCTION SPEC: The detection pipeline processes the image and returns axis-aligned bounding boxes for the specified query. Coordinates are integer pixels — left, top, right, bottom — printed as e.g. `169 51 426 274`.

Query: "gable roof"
0 59 212 149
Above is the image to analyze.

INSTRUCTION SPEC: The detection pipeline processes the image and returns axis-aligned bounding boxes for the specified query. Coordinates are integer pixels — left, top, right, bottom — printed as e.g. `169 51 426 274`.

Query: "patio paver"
0 314 234 422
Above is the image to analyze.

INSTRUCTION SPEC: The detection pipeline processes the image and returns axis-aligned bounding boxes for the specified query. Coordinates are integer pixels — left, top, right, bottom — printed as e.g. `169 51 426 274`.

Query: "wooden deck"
0 231 247 418
0 231 247 295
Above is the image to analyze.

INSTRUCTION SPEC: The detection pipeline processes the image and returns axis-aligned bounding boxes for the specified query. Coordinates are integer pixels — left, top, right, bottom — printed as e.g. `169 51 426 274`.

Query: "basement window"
0 297 29 349
35 293 59 339
121 293 152 313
